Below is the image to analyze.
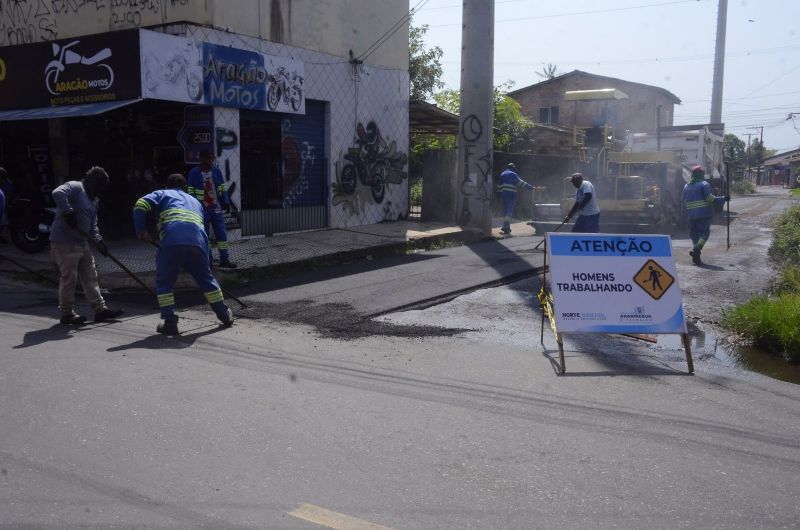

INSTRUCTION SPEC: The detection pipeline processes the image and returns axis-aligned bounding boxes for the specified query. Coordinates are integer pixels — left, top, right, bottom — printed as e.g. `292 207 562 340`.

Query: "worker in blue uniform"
133 173 233 335
187 149 236 269
683 165 728 265
497 163 534 235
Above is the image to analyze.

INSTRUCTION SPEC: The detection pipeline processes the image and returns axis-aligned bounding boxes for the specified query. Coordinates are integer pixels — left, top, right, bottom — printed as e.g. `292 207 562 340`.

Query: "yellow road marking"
288 503 394 530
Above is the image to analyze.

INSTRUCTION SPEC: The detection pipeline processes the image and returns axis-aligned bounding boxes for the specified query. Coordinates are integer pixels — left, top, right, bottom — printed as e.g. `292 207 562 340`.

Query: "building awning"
409 100 460 135
0 99 142 122
564 89 629 101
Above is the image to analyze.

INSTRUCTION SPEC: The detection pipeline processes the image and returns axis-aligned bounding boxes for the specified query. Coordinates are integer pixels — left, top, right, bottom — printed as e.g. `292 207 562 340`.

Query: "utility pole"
710 0 728 124
456 0 495 233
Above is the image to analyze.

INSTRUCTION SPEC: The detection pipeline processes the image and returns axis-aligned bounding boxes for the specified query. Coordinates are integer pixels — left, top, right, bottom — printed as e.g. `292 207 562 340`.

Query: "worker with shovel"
133 173 233 335
50 166 124 325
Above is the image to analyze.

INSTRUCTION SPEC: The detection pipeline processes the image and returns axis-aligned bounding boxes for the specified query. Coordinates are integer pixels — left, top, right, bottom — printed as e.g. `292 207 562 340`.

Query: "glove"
64 210 78 229
95 240 109 257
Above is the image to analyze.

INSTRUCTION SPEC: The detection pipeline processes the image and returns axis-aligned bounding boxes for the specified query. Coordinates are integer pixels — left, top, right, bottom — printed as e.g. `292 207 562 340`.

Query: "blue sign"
202 43 267 110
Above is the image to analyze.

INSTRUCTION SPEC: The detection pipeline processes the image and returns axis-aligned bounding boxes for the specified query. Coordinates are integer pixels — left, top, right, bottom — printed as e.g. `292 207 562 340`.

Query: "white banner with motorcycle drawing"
139 30 304 114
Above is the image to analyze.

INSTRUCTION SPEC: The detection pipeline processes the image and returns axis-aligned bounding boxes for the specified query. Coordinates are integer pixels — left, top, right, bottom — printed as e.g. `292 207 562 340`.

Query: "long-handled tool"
725 149 732 251
144 239 247 308
534 219 568 250
77 228 156 297
0 253 59 286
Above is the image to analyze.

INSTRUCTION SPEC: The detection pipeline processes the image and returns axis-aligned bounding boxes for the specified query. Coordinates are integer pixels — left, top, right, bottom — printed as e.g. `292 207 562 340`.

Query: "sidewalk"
0 219 534 291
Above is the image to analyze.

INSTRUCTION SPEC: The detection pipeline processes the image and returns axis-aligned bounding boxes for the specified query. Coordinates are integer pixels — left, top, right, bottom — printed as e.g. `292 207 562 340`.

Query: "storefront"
0 24 409 239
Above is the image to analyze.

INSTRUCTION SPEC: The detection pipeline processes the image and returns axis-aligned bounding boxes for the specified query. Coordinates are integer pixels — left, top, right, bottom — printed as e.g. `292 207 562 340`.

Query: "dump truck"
531 150 692 235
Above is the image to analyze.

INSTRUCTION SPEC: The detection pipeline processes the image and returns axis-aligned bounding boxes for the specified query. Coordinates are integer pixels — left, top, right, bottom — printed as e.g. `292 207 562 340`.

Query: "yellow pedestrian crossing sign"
633 259 674 300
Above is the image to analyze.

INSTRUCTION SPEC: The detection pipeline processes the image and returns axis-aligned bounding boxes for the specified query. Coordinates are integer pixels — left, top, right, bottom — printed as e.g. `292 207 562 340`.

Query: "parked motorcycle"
7 198 54 253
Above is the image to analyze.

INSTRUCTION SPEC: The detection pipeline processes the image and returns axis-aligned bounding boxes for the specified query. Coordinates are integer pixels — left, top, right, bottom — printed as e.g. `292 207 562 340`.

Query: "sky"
411 0 800 153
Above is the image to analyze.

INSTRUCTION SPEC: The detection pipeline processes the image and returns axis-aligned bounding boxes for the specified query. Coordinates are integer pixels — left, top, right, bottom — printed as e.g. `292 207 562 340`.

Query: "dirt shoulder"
675 186 798 334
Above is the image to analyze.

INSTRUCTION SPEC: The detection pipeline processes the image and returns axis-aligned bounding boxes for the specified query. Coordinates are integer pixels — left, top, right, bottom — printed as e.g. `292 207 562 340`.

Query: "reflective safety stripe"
159 208 204 227
158 292 175 308
134 198 152 212
205 289 223 304
685 200 710 210
216 240 229 250
498 184 518 192
216 183 226 194
705 193 717 204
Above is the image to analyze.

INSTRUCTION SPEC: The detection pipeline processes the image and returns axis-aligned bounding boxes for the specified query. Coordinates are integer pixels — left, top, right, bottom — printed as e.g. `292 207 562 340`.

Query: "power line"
357 0 431 61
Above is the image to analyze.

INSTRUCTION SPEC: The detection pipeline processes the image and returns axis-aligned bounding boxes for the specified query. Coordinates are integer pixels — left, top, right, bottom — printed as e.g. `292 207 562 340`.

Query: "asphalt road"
1 189 798 529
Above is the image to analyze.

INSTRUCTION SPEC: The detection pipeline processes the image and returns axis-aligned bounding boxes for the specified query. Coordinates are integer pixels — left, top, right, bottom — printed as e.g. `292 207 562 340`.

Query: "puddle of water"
653 329 800 385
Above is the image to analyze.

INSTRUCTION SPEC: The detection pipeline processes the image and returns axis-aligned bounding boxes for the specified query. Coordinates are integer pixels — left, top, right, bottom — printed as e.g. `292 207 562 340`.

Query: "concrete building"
0 1 410 239
508 70 681 141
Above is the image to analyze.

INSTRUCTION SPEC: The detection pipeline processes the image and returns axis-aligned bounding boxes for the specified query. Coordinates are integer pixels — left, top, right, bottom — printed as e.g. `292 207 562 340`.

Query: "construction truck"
531 150 690 235
530 88 724 234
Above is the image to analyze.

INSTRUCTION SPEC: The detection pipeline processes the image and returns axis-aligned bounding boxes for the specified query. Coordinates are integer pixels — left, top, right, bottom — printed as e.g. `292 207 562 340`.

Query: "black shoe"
218 261 237 269
94 308 124 322
689 249 702 265
218 307 234 328
157 317 180 335
60 313 87 325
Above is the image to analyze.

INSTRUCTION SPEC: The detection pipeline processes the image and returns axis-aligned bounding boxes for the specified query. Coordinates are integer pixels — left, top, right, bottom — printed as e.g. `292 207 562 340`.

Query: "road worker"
497 162 534 235
682 165 728 265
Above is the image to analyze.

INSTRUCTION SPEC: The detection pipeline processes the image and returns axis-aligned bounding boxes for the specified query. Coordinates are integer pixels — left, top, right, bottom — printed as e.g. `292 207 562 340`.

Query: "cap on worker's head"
507 162 516 169
691 165 704 175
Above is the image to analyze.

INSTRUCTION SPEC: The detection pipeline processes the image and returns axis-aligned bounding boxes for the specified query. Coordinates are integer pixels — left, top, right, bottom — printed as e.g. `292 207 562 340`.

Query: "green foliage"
723 133 746 165
768 205 800 267
409 178 423 206
536 63 559 80
772 266 800 295
730 179 756 194
409 24 444 102
721 294 800 363
433 82 534 152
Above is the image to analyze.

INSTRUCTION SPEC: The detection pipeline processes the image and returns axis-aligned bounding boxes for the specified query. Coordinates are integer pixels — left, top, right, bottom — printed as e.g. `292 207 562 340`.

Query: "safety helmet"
691 165 704 175
507 162 516 169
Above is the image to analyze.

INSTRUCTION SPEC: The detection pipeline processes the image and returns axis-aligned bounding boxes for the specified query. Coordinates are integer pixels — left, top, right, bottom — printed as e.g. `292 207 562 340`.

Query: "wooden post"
557 333 566 374
681 333 694 374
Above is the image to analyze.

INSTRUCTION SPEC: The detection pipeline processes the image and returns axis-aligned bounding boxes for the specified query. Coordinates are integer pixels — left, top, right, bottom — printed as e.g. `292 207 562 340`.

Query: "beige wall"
0 0 407 70
511 73 677 136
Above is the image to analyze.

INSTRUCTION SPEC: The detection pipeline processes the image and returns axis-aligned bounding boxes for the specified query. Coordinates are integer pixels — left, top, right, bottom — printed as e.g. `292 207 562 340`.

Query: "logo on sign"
44 41 114 96
633 259 674 300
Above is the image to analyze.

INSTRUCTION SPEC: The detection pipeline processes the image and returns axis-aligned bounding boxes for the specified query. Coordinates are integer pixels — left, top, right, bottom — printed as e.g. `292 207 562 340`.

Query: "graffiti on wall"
333 120 407 215
0 0 191 46
280 118 316 209
458 113 493 225
214 124 241 232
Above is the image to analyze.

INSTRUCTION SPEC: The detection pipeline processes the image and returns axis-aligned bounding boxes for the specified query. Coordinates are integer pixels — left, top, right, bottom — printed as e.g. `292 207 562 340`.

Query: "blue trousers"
156 245 228 320
688 216 712 249
501 193 517 232
204 211 230 263
572 213 600 233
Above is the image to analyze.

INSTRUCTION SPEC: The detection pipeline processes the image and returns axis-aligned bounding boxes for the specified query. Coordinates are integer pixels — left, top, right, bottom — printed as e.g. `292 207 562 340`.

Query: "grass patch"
768 205 800 266
772 266 800 295
721 294 800 363
792 188 800 198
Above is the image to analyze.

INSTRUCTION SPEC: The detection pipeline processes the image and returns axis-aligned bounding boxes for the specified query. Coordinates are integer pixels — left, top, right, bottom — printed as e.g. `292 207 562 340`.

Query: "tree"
747 138 775 167
431 81 533 152
723 133 746 165
409 23 444 102
536 63 559 80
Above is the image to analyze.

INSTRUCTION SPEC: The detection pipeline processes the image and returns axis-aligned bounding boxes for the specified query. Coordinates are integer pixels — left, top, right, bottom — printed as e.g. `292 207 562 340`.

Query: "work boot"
94 308 124 322
157 316 180 335
60 312 87 325
218 260 237 269
218 307 234 328
689 249 702 265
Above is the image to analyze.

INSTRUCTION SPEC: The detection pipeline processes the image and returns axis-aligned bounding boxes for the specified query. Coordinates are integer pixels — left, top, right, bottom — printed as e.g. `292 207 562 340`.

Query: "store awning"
0 99 142 122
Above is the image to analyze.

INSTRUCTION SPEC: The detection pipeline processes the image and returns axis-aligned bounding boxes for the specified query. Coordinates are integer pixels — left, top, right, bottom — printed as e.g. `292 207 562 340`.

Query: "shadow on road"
107 325 228 352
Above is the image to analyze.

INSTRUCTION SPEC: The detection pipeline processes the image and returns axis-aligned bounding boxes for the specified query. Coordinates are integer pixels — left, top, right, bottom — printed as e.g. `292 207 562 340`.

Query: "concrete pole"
456 0 495 233
710 0 727 124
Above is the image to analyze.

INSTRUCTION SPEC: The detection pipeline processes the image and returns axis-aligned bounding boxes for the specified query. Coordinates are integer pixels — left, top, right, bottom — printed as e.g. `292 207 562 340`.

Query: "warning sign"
633 259 674 300
546 233 687 334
